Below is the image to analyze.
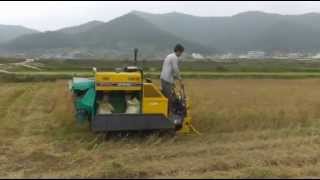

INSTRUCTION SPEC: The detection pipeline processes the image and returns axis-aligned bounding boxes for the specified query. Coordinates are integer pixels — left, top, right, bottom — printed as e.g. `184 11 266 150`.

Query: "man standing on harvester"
160 44 184 115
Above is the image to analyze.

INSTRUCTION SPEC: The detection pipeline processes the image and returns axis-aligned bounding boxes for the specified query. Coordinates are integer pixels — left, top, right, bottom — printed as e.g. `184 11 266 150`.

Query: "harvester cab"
69 49 196 135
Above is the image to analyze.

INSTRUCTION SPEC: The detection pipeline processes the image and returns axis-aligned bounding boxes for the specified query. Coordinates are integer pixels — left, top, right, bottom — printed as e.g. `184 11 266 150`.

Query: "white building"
25 59 34 63
220 53 235 59
247 51 265 59
191 53 204 59
238 55 248 59
312 53 320 59
287 53 303 59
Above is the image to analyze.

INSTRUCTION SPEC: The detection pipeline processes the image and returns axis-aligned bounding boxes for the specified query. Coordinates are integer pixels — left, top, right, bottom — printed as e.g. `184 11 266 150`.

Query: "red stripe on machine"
97 82 142 86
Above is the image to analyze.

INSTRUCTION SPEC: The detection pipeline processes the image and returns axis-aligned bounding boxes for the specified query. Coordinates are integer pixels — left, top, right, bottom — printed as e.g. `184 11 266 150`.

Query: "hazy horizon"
1 1 320 31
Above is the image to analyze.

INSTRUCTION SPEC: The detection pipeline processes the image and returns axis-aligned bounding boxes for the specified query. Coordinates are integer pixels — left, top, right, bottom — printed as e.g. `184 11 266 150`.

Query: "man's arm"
171 57 183 88
172 57 181 81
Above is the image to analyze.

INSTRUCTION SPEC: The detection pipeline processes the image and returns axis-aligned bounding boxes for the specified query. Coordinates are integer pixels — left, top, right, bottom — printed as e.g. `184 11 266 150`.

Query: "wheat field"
1 79 320 178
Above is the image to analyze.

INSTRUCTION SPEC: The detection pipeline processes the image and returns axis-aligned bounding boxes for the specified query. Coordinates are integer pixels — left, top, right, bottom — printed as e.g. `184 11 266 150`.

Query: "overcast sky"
1 1 320 31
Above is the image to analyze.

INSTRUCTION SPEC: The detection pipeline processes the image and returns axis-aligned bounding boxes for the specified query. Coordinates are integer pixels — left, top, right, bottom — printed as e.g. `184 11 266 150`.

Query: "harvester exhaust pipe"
134 48 138 66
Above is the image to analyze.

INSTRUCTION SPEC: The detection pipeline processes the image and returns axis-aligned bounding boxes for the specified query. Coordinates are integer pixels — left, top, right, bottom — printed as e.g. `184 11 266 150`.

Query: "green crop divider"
71 78 96 123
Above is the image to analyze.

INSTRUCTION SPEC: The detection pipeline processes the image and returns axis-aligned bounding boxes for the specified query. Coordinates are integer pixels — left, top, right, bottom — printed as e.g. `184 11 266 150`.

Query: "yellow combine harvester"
70 50 195 135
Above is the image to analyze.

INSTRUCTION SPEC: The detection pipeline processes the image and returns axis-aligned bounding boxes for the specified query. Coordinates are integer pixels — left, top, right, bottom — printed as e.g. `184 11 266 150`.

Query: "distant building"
191 53 204 59
25 59 34 63
247 51 265 59
287 53 303 59
312 53 320 59
220 53 235 59
238 55 248 59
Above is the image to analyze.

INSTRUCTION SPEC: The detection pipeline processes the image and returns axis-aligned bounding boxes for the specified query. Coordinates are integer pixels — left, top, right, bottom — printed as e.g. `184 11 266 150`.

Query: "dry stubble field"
1 79 320 178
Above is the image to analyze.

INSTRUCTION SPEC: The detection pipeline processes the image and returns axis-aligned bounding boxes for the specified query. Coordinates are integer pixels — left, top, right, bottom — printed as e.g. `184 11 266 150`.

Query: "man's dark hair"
174 44 184 52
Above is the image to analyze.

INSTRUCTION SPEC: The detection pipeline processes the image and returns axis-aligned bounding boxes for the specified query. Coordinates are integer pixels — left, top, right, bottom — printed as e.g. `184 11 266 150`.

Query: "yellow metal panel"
179 116 192 133
95 71 142 91
143 83 168 117
143 83 166 98
143 97 168 117
178 98 193 134
95 72 141 83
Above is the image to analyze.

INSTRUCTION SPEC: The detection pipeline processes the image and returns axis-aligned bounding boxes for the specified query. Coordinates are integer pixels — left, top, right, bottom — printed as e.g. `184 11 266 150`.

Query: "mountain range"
1 10 320 58
0 25 38 44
